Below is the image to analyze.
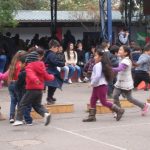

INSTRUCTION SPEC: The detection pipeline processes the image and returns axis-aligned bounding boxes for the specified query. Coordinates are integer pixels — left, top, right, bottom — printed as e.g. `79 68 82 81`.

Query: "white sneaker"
12 120 24 126
68 79 72 84
9 118 15 123
78 78 83 83
44 113 51 126
83 77 89 83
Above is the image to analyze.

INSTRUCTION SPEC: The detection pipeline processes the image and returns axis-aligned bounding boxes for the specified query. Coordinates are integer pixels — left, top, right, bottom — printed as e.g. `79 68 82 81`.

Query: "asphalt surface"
0 83 150 150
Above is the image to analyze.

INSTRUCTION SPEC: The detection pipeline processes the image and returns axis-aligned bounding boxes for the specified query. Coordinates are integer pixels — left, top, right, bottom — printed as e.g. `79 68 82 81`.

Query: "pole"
107 0 112 43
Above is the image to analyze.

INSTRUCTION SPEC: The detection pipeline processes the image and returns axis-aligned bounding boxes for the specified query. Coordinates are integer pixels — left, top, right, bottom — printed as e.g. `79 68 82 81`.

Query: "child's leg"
124 90 145 109
97 85 113 109
83 87 97 122
113 88 122 107
23 105 33 124
8 83 18 122
47 86 57 103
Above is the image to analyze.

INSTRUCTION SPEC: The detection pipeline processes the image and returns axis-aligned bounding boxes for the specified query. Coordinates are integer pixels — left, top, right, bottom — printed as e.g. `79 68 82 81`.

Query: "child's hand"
36 80 40 85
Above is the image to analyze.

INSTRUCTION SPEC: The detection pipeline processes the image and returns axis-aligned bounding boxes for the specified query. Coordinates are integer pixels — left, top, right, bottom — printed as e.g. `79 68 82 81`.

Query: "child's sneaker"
44 113 51 126
141 103 150 116
68 79 72 84
78 78 83 83
9 118 15 123
83 77 89 83
12 120 24 126
26 123 33 126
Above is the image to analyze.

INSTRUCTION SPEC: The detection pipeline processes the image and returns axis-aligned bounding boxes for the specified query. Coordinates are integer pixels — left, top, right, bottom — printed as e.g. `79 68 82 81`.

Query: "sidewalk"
0 84 150 150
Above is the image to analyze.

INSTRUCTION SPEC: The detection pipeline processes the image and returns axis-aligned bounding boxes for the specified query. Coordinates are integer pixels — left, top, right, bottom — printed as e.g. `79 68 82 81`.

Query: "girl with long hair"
83 48 124 122
8 50 27 123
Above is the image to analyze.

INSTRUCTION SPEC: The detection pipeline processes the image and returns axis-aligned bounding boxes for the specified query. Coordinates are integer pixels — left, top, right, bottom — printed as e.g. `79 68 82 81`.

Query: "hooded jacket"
25 61 54 90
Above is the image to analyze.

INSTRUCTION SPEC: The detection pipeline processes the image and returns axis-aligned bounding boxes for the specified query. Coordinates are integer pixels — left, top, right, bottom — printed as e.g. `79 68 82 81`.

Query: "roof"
15 10 122 22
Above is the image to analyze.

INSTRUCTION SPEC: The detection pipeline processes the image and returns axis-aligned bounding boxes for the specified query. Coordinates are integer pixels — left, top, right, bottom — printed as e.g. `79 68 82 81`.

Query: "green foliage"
0 0 19 30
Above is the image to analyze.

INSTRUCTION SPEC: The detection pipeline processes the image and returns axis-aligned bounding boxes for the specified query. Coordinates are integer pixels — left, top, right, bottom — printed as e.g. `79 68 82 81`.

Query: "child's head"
8 50 27 81
48 39 60 53
76 41 83 49
36 47 45 60
143 44 150 55
94 49 103 64
25 51 39 63
19 55 27 69
95 48 114 82
118 45 130 58
110 45 119 55
90 45 96 54
101 40 110 50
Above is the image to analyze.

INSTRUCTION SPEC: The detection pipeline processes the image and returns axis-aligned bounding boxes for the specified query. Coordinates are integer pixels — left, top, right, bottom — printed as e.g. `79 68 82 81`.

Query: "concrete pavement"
0 83 150 150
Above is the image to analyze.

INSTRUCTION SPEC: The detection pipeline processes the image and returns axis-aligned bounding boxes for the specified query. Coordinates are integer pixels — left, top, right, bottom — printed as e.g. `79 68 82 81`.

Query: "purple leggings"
90 85 113 109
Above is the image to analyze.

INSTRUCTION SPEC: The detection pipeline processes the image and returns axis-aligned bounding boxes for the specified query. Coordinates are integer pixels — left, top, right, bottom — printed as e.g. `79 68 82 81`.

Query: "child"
112 45 149 116
8 50 27 123
133 44 150 90
57 45 69 83
83 49 124 122
0 72 8 120
83 46 96 83
13 51 54 126
45 40 65 105
15 55 32 125
64 42 83 84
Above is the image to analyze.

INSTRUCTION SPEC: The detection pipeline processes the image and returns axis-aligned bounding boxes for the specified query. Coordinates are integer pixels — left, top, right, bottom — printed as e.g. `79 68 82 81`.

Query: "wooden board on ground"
31 103 74 119
147 99 150 103
87 99 134 114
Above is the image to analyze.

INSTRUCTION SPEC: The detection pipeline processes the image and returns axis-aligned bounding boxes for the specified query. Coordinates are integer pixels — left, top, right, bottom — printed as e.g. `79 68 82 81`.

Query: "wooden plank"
147 99 150 103
87 99 134 114
31 103 74 119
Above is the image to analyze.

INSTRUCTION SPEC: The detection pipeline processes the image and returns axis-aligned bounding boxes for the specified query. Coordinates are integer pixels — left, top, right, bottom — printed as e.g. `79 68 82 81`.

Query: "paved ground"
0 83 150 150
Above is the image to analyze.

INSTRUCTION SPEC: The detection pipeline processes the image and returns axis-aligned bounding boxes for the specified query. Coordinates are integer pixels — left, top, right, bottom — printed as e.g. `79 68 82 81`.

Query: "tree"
19 0 49 10
0 0 19 30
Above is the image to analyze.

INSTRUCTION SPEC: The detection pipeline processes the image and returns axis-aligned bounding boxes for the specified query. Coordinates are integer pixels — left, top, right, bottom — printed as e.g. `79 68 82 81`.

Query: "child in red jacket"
13 51 54 126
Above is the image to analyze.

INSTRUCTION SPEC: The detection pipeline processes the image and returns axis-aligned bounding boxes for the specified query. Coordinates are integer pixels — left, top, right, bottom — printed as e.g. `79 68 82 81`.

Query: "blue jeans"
61 66 69 80
0 55 7 73
68 65 81 79
85 52 90 63
9 82 32 123
8 82 18 119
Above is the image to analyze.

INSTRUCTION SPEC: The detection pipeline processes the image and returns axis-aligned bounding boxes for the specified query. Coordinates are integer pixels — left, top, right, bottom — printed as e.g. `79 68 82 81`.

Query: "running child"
83 48 124 122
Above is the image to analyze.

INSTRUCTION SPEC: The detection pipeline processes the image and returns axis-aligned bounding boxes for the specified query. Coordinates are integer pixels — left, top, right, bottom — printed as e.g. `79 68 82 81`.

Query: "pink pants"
90 85 113 109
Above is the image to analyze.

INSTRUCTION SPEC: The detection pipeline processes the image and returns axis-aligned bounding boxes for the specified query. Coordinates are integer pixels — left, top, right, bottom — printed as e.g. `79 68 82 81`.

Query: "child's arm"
91 64 102 86
0 70 9 81
40 62 55 81
48 53 65 67
113 63 128 72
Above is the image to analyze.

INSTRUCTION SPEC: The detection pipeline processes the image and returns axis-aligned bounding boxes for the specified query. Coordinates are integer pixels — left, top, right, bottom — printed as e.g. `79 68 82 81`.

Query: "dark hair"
19 55 27 63
28 46 44 57
110 45 119 54
144 44 150 52
48 39 60 49
96 48 114 82
121 45 131 57
66 42 76 60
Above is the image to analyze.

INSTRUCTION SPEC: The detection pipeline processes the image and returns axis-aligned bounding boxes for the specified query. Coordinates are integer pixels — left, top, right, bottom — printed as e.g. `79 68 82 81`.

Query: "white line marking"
53 126 127 150
71 122 150 132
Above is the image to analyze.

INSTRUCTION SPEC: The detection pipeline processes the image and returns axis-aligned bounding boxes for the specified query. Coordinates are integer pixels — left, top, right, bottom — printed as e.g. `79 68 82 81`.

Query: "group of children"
0 39 150 125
